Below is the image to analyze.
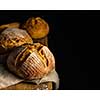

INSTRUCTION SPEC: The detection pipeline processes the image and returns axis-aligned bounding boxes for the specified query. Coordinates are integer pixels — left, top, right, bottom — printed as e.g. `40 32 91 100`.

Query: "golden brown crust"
0 28 33 54
22 17 49 39
7 43 55 80
0 22 20 32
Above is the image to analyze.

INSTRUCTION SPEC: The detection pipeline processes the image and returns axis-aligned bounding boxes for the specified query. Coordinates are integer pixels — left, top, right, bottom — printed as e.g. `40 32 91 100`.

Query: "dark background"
0 10 99 90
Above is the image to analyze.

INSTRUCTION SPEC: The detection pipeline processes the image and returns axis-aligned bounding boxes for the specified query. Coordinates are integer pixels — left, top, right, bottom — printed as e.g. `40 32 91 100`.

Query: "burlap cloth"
0 64 59 90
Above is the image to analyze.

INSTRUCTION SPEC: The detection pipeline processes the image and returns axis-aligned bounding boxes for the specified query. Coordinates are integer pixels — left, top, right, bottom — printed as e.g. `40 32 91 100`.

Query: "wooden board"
1 82 52 90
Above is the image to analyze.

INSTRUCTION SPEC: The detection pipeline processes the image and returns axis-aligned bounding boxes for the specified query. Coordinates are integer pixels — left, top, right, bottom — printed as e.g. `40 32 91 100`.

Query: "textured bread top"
0 28 33 54
7 43 55 80
23 17 49 39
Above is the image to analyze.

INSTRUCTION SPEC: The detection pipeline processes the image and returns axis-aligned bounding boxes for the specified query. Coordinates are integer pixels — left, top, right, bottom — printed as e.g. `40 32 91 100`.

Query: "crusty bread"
22 17 49 39
0 28 33 54
7 43 55 80
0 22 20 32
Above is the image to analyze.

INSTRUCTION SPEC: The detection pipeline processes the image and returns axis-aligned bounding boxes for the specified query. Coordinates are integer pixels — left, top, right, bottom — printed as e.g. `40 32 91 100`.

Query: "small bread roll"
22 17 49 39
0 28 33 54
7 43 55 80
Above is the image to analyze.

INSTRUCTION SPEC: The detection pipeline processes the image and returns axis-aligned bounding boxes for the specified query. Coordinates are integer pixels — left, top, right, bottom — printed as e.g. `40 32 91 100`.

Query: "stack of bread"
0 17 59 90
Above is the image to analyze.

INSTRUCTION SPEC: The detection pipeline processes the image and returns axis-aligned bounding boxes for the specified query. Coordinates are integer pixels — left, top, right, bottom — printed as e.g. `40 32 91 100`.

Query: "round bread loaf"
0 28 33 54
7 43 55 80
22 17 49 39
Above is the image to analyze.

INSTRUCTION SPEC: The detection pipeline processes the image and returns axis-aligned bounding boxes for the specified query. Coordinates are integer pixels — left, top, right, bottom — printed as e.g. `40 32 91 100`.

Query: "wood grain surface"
1 82 52 90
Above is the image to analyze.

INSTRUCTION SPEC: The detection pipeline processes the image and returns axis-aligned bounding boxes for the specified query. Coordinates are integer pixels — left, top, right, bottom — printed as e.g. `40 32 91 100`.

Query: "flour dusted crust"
0 28 33 54
7 43 55 80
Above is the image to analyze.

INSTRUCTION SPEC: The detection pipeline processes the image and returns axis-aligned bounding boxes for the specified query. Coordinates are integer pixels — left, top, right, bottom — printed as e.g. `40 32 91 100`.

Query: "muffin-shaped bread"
7 43 55 80
22 17 49 39
0 28 33 54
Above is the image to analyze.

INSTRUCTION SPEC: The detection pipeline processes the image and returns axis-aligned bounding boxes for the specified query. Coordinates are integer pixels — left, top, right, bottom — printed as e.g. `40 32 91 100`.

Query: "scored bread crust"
0 28 33 54
22 17 49 39
7 43 55 80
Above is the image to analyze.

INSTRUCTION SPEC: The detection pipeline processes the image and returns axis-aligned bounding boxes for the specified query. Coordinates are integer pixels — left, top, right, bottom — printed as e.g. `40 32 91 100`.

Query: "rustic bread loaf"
7 43 55 80
22 17 49 39
0 22 20 32
0 28 33 54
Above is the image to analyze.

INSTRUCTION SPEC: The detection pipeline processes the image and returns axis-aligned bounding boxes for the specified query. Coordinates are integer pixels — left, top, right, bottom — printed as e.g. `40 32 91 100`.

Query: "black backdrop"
0 10 100 90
